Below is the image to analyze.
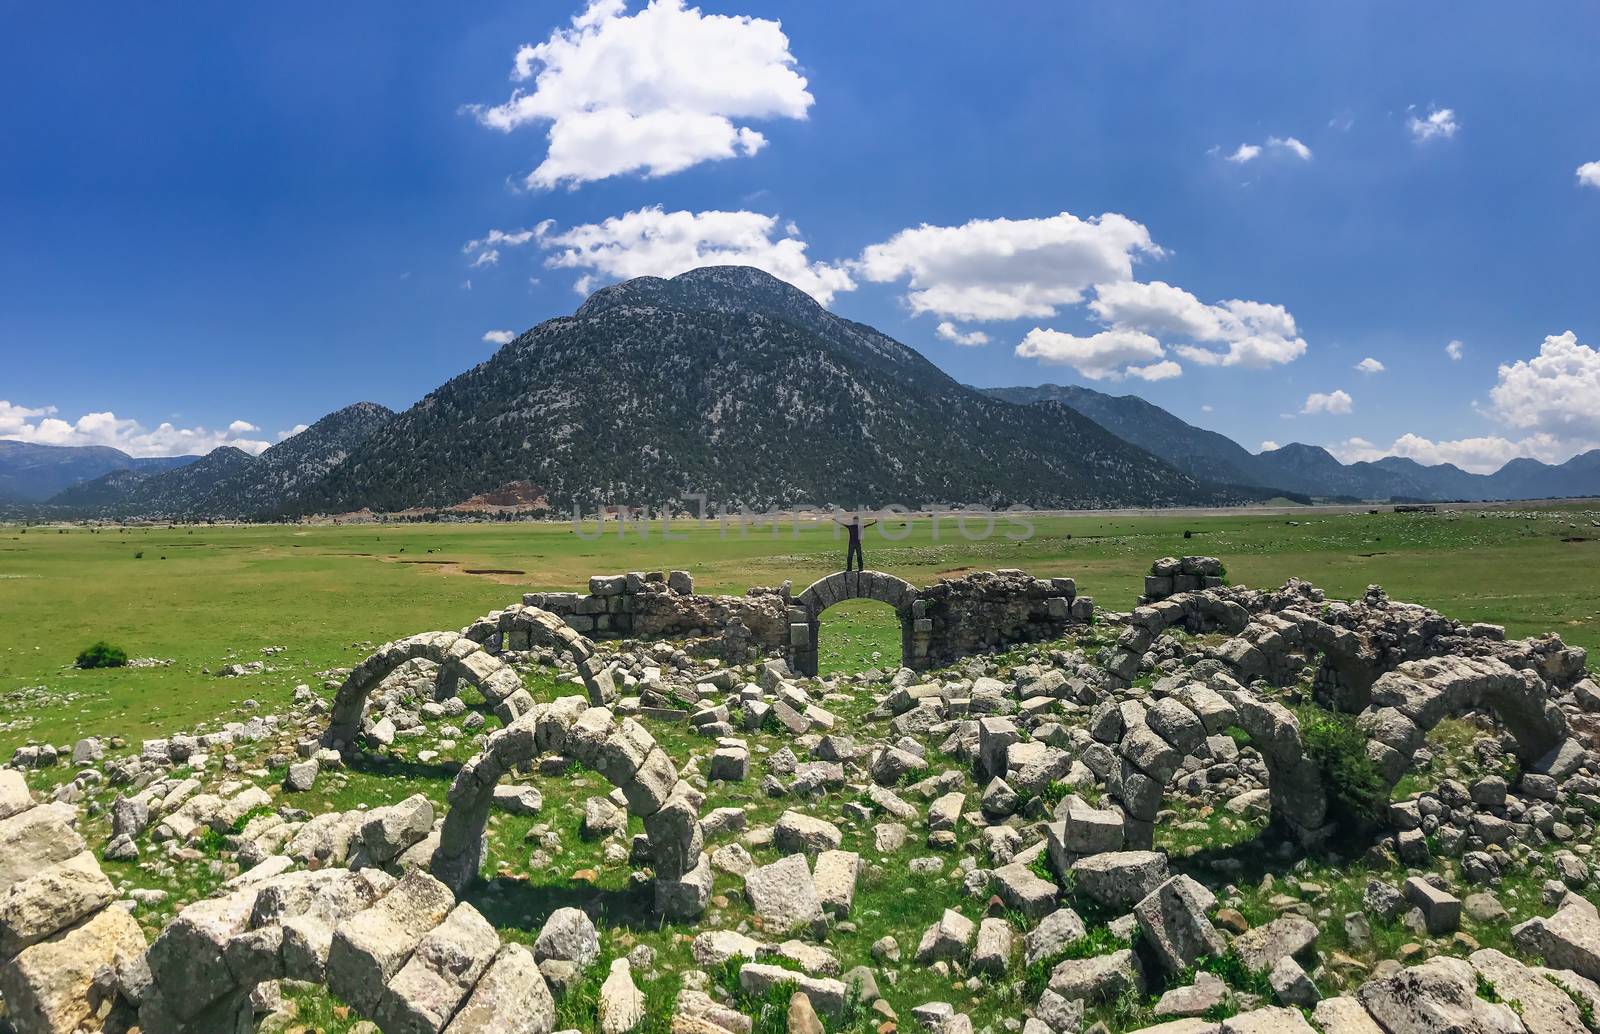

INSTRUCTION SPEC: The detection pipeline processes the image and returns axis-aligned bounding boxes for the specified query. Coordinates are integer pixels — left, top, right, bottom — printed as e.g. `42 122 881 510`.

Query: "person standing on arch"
832 510 877 572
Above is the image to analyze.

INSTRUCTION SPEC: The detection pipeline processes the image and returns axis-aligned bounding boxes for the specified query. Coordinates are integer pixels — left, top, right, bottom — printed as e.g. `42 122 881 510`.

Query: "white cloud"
483 330 517 345
1409 106 1459 142
1578 161 1600 190
935 322 990 347
1300 389 1353 415
0 400 273 458
277 424 310 441
1259 440 1281 452
1128 359 1183 381
1486 330 1600 441
1329 432 1573 475
1355 357 1385 374
475 0 812 188
1223 137 1311 163
1270 136 1313 160
1446 339 1464 360
1013 327 1167 381
856 211 1161 322
1092 280 1307 368
534 206 854 304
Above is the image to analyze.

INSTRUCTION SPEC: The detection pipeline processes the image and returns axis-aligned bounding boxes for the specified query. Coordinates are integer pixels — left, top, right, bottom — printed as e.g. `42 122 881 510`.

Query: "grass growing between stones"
5 504 1598 755
6 504 1600 1032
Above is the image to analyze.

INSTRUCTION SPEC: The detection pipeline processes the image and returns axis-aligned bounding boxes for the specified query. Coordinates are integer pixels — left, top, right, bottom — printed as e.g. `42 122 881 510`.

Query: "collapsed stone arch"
324 607 618 750
1077 654 1574 856
430 695 709 918
1357 654 1574 784
1131 594 1382 703
465 603 618 705
790 570 921 676
1078 680 1331 850
323 631 530 749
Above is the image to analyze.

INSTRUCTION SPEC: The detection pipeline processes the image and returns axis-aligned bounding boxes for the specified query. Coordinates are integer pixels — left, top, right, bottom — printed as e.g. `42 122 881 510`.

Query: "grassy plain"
1 503 1597 755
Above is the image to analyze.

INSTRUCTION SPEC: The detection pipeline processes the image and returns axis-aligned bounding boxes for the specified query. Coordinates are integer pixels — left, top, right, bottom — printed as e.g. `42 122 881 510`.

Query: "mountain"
204 401 394 516
296 266 1235 514
0 441 197 503
981 383 1271 488
50 402 393 518
984 382 1600 502
51 446 258 516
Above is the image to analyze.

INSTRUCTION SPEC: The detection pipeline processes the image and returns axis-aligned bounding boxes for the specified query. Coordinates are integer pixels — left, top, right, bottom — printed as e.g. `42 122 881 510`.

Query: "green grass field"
2 504 1597 755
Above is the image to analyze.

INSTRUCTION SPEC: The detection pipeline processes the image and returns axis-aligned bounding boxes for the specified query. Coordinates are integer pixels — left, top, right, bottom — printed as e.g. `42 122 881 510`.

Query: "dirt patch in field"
375 554 532 587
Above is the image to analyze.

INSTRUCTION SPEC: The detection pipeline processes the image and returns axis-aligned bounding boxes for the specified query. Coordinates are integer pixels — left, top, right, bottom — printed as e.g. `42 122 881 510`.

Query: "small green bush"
1296 705 1389 835
75 641 128 669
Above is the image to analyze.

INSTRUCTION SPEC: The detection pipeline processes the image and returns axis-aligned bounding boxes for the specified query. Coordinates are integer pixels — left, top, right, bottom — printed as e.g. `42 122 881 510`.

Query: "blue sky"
3 1 1598 473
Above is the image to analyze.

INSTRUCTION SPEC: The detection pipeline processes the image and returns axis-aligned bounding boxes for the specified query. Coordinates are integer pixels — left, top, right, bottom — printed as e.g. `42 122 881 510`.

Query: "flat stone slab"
744 854 824 935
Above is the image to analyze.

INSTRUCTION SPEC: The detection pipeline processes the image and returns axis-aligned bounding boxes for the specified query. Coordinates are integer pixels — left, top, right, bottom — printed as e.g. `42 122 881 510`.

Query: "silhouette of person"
832 512 877 571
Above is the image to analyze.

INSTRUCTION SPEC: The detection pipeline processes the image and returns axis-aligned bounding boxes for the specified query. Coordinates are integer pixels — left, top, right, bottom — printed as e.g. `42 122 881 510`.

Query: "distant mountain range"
5 267 1597 519
44 402 393 518
0 442 197 504
983 383 1600 503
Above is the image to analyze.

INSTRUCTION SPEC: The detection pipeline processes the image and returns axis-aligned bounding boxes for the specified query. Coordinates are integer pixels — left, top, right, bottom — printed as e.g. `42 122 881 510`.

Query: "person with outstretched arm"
832 512 877 572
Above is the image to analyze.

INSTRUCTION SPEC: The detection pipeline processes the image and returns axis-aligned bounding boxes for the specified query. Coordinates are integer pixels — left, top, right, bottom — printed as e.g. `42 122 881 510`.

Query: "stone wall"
1139 555 1227 603
523 570 793 659
524 567 1096 676
916 569 1093 672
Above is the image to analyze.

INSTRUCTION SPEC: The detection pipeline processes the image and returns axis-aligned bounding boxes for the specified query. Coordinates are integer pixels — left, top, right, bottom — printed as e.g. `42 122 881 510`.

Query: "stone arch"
323 631 530 750
1073 681 1332 851
464 603 618 705
1357 655 1573 785
430 696 709 918
790 570 920 676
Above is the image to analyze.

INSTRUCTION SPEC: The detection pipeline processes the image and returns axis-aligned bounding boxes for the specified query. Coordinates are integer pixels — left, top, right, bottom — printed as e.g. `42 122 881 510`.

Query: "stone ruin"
528 566 1096 677
5 558 1600 1034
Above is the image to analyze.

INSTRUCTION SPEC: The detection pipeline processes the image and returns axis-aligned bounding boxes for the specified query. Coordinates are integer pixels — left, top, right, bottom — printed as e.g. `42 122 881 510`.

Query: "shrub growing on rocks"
1296 704 1389 835
75 641 127 669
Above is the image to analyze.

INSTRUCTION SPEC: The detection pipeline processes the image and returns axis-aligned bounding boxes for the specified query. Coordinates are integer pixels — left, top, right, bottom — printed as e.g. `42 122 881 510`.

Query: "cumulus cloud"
533 206 854 304
1409 106 1458 142
483 330 516 345
1013 328 1166 381
1486 330 1600 442
935 322 990 347
278 424 310 441
1578 161 1600 189
1300 389 1353 415
1259 440 1281 452
474 0 812 188
1128 359 1183 381
1222 137 1311 163
1091 280 1307 368
1446 339 1464 360
1329 432 1573 475
1354 357 1385 374
0 400 275 457
856 211 1162 322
